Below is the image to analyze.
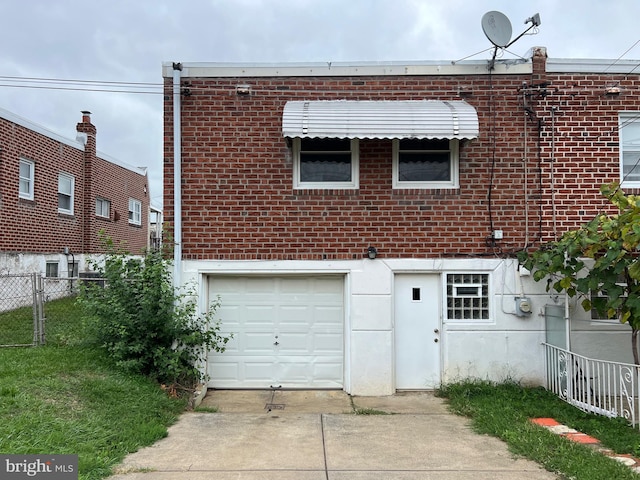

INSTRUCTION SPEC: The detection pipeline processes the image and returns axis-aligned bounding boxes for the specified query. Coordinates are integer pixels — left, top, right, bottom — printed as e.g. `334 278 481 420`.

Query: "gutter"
172 63 182 289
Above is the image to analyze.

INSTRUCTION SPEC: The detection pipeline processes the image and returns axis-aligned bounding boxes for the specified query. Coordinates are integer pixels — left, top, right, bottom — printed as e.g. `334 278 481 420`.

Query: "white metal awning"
282 100 479 140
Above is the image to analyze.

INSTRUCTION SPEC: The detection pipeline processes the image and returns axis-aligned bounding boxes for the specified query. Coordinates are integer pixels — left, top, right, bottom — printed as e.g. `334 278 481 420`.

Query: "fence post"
38 274 45 345
31 273 38 346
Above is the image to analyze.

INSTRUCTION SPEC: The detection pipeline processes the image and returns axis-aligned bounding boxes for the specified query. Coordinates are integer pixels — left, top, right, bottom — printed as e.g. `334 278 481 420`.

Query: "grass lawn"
0 296 187 480
439 380 640 480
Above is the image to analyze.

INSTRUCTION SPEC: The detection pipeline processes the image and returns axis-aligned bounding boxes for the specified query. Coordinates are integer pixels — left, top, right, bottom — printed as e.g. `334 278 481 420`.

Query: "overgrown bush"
78 240 231 391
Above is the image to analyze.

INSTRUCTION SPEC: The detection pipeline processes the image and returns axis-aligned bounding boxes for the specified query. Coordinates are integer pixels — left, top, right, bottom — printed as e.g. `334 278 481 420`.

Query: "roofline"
162 58 532 78
546 58 640 74
163 57 640 78
0 106 146 177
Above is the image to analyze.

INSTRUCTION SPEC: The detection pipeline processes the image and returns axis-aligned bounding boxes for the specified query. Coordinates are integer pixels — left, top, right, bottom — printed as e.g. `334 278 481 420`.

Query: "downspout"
172 63 182 289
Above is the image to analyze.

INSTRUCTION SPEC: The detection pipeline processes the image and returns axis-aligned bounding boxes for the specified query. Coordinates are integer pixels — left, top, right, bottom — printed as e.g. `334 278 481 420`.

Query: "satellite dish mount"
481 11 541 69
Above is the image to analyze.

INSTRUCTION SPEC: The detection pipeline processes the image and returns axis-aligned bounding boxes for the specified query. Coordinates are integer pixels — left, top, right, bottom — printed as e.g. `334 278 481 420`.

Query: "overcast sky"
1 0 638 209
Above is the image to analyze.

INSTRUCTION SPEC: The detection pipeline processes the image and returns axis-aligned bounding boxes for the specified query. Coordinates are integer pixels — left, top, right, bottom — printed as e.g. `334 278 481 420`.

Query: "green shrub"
78 239 231 391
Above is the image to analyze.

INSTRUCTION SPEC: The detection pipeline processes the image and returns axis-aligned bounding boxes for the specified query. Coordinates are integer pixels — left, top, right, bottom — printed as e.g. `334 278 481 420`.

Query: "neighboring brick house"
0 109 149 277
163 47 639 395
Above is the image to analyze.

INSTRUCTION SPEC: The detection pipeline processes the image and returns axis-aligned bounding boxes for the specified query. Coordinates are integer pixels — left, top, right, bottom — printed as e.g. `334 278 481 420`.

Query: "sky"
1 0 639 210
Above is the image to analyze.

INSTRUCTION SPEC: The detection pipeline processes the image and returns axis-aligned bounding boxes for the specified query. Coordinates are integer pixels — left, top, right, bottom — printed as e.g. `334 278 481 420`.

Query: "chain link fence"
0 274 90 347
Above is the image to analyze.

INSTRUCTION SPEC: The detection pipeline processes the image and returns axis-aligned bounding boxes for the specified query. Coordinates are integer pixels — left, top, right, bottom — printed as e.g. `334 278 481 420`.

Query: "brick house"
163 47 637 395
0 109 149 277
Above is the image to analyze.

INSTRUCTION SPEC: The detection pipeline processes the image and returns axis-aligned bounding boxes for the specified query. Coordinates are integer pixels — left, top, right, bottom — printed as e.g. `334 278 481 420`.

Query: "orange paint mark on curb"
530 418 560 427
564 433 600 444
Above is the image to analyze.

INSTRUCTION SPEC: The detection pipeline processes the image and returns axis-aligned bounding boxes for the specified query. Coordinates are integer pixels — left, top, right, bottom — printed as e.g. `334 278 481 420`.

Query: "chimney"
531 46 548 84
77 111 97 252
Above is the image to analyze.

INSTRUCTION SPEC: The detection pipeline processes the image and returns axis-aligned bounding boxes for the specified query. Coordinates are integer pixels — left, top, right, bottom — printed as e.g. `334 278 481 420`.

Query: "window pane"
129 199 141 225
58 176 72 195
399 152 450 181
19 179 30 194
19 161 33 198
45 262 58 278
96 198 110 217
19 162 31 178
298 138 353 183
300 153 352 182
447 273 489 320
58 193 71 210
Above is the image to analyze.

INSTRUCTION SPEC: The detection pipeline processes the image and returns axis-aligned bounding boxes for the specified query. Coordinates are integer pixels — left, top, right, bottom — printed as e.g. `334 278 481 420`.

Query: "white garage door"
207 275 344 389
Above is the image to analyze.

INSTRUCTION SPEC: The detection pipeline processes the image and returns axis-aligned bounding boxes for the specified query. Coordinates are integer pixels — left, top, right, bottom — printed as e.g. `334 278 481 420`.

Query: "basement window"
447 273 489 320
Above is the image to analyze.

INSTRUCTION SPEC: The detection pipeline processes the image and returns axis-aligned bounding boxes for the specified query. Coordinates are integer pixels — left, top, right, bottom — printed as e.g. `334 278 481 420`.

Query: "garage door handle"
274 341 280 346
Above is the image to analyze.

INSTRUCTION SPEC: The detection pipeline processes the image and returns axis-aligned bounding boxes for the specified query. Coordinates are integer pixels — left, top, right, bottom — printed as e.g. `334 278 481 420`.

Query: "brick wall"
0 113 149 256
164 60 638 260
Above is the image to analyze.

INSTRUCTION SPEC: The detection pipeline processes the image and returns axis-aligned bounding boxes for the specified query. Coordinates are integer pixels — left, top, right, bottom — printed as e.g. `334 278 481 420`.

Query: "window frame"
19 159 35 200
292 137 359 190
128 198 142 226
45 262 59 278
392 138 459 189
95 197 111 219
446 273 490 321
619 112 640 188
57 173 75 215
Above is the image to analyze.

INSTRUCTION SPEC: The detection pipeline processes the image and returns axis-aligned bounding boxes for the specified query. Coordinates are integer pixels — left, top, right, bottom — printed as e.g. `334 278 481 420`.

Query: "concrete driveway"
107 390 558 480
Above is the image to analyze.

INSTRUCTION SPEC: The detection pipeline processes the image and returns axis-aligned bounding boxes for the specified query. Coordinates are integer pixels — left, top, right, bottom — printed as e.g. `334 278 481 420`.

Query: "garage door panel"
207 275 345 389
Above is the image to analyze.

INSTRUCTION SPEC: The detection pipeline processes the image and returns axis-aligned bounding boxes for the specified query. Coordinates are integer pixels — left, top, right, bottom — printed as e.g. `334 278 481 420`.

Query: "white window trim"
619 112 640 188
445 272 491 323
392 138 459 189
19 159 35 200
129 198 142 226
292 137 359 190
58 173 75 215
96 197 111 218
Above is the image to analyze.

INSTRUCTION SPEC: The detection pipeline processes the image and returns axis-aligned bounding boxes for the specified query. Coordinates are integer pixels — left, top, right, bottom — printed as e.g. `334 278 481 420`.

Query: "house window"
620 113 640 187
293 138 359 189
19 159 35 200
96 198 111 218
392 138 459 189
589 278 626 322
58 173 74 215
447 273 489 320
128 198 142 225
45 262 58 278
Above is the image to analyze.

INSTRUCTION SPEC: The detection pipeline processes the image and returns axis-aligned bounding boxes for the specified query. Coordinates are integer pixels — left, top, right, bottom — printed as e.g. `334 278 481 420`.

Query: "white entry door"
207 275 344 389
394 274 441 389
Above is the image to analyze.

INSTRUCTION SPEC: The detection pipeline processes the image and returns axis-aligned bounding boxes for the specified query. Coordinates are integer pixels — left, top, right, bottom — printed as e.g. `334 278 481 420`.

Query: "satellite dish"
481 11 512 48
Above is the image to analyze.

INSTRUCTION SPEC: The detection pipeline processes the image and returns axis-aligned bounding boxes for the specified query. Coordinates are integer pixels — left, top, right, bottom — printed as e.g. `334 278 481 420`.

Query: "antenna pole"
488 46 498 71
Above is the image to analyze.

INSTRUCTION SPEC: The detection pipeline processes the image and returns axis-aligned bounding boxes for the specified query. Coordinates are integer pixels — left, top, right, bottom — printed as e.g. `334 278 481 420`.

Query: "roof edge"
162 58 532 78
0 106 146 177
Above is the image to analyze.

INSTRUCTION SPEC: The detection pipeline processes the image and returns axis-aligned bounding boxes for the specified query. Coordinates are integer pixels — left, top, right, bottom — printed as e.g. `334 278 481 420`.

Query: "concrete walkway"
108 390 558 480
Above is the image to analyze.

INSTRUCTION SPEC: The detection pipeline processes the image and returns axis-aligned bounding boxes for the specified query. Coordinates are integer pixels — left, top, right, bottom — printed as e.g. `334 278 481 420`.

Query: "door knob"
434 328 439 334
274 341 279 346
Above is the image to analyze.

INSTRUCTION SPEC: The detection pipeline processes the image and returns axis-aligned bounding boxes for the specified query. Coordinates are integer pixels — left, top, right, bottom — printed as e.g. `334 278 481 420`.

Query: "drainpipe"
172 63 183 289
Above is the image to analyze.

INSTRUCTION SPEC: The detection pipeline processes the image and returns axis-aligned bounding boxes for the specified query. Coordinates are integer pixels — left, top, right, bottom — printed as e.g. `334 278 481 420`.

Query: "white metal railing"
544 343 640 426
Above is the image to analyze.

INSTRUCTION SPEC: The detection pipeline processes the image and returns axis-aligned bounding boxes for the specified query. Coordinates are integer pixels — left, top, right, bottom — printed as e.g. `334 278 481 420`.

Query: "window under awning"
282 100 479 140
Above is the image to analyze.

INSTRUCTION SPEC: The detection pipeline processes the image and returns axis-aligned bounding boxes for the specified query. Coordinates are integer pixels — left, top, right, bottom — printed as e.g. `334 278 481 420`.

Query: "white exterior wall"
0 252 90 277
184 256 631 395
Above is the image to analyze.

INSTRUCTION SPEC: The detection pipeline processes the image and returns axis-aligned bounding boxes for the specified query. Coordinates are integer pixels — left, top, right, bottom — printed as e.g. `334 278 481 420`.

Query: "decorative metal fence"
544 342 640 426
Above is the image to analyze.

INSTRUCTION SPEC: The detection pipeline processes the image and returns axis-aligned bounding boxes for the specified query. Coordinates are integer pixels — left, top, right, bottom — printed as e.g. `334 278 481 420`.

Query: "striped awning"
282 100 479 140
